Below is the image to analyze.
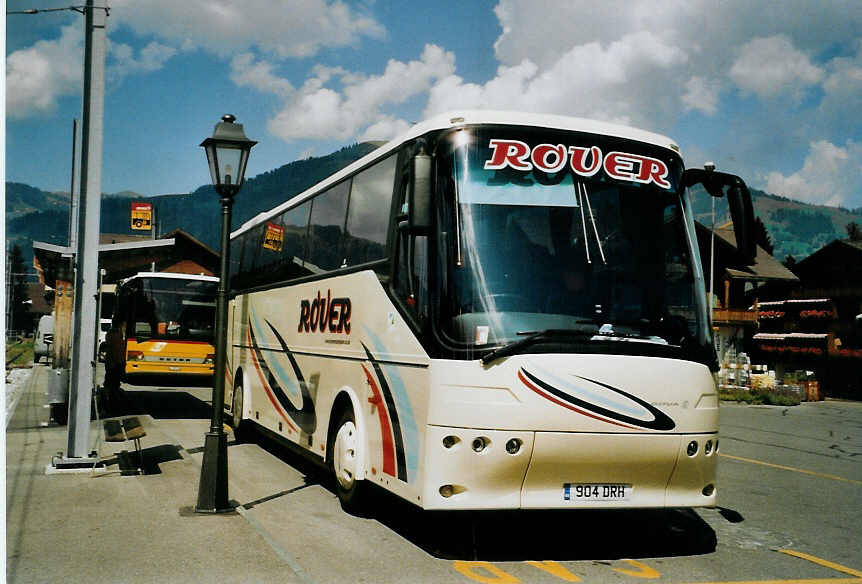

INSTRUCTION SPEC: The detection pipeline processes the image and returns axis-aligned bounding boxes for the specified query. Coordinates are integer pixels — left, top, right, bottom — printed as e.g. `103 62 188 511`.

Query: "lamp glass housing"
200 114 257 194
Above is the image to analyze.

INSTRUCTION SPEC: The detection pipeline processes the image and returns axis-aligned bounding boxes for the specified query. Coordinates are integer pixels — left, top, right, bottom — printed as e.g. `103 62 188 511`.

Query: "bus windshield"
437 126 710 359
122 276 217 343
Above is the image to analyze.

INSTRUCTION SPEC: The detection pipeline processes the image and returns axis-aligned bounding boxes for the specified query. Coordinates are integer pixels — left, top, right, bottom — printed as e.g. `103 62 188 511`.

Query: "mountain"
6 182 70 219
6 141 861 267
5 142 379 264
690 187 862 262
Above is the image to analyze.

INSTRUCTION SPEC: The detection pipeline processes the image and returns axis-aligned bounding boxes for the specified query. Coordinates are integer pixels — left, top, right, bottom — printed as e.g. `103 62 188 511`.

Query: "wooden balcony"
713 308 758 325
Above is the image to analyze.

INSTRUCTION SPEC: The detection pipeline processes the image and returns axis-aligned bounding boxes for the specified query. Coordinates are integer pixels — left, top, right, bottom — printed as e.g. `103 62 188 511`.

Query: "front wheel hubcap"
333 420 357 490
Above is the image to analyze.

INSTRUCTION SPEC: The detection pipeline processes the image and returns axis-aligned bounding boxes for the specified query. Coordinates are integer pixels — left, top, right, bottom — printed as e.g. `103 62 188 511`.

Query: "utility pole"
69 119 80 249
53 0 108 468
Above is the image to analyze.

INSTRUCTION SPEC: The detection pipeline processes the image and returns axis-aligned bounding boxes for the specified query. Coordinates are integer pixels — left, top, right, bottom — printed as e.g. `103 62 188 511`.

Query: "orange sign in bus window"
263 221 284 252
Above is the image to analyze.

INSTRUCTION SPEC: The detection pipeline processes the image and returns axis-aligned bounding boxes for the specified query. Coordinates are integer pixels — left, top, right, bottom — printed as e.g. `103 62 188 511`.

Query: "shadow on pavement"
99 444 185 476
238 426 717 561
104 389 212 420
370 494 717 561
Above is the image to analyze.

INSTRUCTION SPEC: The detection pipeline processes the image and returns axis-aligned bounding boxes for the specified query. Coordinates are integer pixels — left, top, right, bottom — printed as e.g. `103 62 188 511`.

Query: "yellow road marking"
526 561 581 581
453 561 520 584
614 559 661 579
779 550 862 578
452 550 862 584
720 453 862 486
672 550 862 584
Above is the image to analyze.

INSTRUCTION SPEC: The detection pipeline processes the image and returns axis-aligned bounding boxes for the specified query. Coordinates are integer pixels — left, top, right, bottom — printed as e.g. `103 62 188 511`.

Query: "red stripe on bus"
247 328 299 434
361 363 396 477
517 370 637 430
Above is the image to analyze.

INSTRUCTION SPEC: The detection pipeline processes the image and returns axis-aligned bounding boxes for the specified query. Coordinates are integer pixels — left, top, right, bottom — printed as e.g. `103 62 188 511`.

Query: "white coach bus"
225 111 755 513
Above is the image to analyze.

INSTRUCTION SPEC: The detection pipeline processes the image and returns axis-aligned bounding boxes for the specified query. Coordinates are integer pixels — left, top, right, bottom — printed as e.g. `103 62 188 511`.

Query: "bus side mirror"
682 168 757 265
726 179 756 264
409 151 432 235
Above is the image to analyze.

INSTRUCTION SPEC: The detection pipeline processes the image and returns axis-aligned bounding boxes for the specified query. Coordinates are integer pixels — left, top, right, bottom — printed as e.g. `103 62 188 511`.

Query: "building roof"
792 238 862 289
695 222 799 283
32 228 220 286
797 238 862 267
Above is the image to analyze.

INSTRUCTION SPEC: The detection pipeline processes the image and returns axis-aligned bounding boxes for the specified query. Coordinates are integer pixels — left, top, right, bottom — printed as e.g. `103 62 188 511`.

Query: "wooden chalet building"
753 238 862 398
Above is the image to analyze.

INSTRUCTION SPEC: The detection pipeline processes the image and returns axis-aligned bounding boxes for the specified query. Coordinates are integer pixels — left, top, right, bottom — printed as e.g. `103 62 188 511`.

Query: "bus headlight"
127 350 144 361
687 441 698 457
505 438 522 454
204 353 215 364
472 437 488 453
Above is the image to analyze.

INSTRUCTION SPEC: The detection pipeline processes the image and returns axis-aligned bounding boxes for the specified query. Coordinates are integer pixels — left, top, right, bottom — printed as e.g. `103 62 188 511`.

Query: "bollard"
46 368 70 425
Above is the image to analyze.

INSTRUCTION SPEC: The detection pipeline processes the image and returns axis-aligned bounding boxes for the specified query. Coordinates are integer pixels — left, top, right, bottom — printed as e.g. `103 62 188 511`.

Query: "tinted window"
232 224 264 290
343 154 397 266
281 202 313 279
308 180 350 272
252 219 286 276
229 236 244 282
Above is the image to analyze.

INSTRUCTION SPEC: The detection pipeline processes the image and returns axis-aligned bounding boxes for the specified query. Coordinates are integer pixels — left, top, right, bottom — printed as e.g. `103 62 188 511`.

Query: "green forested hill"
691 186 862 262
5 142 379 264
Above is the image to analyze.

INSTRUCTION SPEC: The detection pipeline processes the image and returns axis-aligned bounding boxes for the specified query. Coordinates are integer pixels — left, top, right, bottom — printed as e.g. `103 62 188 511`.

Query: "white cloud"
765 140 862 207
109 41 178 82
426 31 686 129
682 76 721 115
230 53 294 97
359 117 412 142
814 40 862 137
729 35 824 99
110 0 385 58
493 1 690 68
6 25 83 118
268 44 455 141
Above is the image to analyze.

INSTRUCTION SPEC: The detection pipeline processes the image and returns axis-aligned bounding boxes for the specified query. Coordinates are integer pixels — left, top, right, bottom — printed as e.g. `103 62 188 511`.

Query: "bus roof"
120 272 219 286
233 110 681 238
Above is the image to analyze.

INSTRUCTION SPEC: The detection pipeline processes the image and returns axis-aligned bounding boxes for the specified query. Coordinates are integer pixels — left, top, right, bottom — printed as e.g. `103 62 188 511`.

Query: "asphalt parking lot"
6 365 862 583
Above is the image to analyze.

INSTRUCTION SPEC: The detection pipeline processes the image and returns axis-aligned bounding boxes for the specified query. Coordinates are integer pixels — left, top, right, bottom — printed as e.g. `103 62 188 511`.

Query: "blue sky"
6 0 862 209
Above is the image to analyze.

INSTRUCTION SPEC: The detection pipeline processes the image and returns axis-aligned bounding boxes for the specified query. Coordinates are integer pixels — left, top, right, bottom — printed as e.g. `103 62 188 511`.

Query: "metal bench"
103 416 147 475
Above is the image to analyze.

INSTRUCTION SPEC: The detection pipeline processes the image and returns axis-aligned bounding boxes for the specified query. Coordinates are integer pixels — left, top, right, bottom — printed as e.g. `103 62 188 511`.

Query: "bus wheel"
230 383 250 443
328 407 367 514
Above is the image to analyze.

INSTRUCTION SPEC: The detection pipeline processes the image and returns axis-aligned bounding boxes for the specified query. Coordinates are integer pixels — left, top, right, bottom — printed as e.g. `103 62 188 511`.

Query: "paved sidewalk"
5 365 295 584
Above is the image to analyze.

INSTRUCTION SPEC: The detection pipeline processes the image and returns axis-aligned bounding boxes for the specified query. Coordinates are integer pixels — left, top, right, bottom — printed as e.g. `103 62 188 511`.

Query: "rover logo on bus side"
298 290 351 334
484 139 672 189
517 365 676 431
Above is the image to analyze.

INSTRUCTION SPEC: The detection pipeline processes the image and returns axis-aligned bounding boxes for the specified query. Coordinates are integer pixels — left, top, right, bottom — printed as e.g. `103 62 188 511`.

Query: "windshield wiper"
481 329 594 365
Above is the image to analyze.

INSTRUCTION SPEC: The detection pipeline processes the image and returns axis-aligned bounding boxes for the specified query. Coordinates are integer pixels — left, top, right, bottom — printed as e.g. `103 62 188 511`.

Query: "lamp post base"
195 430 232 513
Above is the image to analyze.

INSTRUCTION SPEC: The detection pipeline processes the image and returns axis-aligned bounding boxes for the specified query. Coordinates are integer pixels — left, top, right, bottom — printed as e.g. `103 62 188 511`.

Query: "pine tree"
754 217 774 255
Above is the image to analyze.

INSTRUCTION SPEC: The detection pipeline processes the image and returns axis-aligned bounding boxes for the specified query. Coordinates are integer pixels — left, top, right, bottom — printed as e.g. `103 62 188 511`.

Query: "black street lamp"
195 114 256 513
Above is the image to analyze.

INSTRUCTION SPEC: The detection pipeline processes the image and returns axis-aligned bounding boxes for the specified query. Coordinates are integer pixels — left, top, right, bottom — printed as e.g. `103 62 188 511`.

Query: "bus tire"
328 406 367 515
230 382 251 444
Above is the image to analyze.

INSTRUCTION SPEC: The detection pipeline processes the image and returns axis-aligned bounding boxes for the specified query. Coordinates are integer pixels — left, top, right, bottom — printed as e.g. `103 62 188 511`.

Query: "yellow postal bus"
104 272 218 389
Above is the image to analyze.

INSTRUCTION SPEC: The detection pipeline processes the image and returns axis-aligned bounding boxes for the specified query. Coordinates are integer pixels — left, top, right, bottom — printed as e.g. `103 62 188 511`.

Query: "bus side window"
308 180 351 271
343 153 397 267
